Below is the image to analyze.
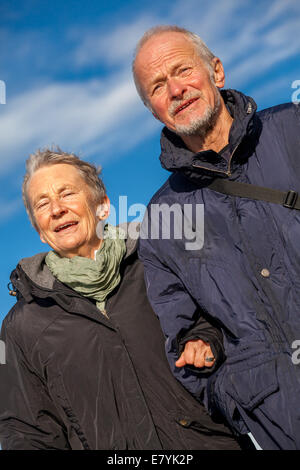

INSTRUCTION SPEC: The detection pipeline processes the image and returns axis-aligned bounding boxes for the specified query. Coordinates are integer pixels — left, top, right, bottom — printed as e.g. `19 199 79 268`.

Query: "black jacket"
0 231 240 450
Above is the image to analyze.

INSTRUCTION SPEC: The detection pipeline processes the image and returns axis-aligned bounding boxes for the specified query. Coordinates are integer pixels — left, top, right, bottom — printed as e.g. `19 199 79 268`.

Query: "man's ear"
212 57 225 89
96 195 110 220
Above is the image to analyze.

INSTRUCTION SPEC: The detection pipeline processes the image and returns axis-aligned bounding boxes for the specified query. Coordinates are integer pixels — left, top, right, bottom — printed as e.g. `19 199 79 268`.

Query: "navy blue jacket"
139 89 300 450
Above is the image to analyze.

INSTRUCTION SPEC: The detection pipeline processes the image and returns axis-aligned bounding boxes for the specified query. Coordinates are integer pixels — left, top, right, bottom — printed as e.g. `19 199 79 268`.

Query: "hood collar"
9 223 140 297
159 89 258 178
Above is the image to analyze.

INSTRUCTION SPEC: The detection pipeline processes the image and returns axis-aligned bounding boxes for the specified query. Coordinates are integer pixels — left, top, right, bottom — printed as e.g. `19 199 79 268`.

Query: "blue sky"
0 0 300 323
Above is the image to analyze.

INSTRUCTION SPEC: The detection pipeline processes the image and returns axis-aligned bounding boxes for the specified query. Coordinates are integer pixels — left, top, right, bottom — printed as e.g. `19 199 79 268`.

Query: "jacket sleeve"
0 316 71 450
138 237 224 407
177 315 226 373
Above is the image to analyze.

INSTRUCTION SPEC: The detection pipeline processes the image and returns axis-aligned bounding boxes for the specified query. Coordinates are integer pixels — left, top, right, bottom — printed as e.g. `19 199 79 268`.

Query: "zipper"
227 171 292 349
103 304 163 449
192 142 241 178
233 206 286 348
191 140 292 348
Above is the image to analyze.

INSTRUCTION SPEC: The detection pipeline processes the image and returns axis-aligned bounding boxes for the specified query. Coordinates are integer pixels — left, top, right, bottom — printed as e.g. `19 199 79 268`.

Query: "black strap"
207 178 300 210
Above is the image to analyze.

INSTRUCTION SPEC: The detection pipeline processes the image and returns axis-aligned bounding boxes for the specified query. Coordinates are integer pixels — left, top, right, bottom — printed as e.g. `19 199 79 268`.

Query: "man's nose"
167 77 187 99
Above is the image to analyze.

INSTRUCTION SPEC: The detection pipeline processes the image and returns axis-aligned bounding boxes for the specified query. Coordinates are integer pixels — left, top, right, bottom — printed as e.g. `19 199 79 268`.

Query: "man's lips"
54 221 78 233
174 97 199 115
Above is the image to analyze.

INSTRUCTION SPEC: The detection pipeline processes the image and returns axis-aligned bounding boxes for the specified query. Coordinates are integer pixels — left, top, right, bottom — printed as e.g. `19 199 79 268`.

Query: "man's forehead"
135 34 201 81
137 32 195 62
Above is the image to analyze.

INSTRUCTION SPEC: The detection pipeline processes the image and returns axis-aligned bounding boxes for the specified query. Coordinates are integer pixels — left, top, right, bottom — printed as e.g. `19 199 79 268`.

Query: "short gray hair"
23 146 106 229
132 25 216 107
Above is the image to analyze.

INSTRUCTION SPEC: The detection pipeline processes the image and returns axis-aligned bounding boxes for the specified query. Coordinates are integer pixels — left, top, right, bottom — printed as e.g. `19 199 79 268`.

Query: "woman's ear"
37 226 46 244
96 195 110 220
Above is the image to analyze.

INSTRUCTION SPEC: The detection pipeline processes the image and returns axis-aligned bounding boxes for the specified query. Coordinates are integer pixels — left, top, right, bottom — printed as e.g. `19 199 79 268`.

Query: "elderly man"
0 148 242 450
133 25 300 450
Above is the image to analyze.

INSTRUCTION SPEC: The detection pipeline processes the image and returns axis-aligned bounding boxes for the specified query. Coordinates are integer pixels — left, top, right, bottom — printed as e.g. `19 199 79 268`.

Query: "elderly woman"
0 148 241 450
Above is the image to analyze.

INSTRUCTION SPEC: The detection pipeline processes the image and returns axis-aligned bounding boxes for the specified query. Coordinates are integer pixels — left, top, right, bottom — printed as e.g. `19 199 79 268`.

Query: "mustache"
168 91 203 116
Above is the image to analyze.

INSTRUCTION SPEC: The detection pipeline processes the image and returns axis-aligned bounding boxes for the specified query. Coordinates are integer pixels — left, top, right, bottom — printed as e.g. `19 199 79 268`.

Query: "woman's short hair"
23 147 106 228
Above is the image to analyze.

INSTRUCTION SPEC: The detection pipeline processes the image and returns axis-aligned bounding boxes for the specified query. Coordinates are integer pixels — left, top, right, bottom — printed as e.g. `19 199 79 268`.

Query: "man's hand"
175 339 215 368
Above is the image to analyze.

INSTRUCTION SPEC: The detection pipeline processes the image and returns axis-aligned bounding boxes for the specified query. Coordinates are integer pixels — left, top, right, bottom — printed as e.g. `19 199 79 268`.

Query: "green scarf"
45 224 126 316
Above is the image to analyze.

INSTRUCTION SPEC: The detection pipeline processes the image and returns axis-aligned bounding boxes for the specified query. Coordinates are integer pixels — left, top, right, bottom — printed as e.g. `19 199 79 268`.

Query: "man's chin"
173 120 211 138
173 104 221 138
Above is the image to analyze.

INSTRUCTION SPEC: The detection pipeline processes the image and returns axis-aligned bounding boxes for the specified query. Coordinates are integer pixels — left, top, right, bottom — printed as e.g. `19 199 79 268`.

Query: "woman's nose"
50 199 67 217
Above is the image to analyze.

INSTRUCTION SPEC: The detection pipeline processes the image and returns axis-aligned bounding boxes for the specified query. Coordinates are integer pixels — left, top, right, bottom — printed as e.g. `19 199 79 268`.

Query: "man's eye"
153 83 163 94
63 192 74 197
179 67 191 75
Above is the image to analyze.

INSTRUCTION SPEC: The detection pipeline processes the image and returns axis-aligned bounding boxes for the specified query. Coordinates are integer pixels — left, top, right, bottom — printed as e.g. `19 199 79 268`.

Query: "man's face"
28 164 106 258
135 32 224 136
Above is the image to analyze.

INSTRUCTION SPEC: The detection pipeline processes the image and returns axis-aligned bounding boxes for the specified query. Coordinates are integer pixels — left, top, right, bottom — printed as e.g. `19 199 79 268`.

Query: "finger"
183 342 197 365
191 340 210 367
175 352 187 367
204 357 215 367
204 347 215 367
193 345 207 368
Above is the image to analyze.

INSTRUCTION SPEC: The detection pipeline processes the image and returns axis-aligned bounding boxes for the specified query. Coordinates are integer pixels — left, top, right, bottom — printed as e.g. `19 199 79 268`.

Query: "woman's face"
28 163 109 259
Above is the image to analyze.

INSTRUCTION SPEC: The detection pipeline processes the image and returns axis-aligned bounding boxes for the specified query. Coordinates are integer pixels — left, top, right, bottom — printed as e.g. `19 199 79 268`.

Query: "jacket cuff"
177 331 226 375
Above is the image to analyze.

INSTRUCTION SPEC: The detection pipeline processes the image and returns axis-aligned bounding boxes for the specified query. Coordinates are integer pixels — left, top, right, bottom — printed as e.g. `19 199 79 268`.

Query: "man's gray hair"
23 147 106 229
132 25 216 107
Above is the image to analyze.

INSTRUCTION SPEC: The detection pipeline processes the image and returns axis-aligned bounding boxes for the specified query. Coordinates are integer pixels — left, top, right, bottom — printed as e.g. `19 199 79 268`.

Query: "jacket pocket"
213 356 279 435
226 358 278 412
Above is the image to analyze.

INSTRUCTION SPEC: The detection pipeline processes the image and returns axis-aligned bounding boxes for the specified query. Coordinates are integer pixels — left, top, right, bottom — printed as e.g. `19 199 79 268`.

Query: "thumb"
175 352 186 368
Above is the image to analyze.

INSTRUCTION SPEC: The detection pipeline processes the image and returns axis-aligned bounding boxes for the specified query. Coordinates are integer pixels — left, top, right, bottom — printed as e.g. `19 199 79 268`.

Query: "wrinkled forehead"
134 33 202 94
28 164 87 201
135 32 196 70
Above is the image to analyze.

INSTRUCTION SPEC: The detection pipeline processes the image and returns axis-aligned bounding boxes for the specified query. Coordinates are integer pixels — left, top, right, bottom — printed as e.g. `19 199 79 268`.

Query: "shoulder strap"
207 178 300 210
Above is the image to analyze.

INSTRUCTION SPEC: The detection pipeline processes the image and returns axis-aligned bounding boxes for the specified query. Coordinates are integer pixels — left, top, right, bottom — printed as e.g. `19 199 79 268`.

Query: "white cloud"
71 0 300 88
1 0 299 183
73 15 159 67
227 21 300 88
0 72 160 176
72 0 240 69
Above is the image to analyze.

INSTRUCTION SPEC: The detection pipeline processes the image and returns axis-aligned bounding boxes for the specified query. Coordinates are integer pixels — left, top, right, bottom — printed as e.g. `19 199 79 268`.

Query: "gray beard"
171 91 221 138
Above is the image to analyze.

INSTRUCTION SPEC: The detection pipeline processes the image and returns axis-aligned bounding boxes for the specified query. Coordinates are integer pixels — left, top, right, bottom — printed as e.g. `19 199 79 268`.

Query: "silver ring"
205 357 215 362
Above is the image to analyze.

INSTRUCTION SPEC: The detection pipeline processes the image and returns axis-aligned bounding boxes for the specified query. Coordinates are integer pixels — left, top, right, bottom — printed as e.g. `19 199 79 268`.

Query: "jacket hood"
159 89 259 180
9 222 140 301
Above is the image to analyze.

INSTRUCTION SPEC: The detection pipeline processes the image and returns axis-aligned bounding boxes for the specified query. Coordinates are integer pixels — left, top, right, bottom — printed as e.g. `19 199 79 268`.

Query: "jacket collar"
9 226 140 330
10 223 139 301
159 89 259 181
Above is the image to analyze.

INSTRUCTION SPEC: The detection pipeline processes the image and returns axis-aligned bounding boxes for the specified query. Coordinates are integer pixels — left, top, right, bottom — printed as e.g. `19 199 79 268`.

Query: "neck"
181 103 233 154
60 238 103 260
